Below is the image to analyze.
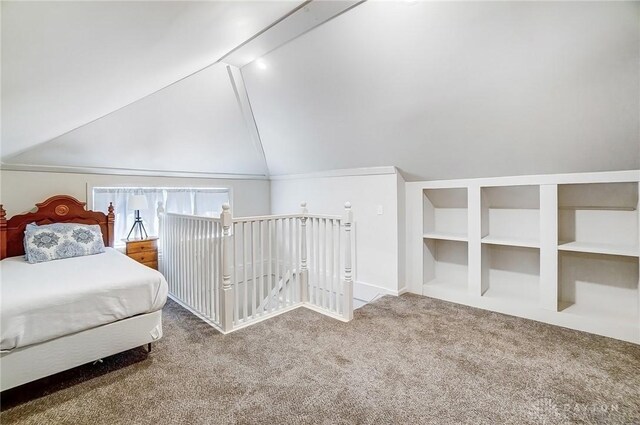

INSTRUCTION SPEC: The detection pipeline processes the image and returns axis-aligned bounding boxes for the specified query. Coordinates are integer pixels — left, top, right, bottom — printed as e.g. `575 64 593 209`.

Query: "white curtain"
93 187 229 245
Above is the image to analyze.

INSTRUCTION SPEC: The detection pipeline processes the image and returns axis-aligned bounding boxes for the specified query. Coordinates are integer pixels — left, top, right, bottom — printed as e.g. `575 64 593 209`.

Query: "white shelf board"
557 241 639 258
481 235 540 249
482 284 539 307
422 279 469 301
558 301 639 330
423 232 468 242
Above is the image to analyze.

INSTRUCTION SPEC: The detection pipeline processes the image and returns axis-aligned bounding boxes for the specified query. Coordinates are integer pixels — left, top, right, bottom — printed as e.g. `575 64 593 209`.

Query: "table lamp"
126 194 149 240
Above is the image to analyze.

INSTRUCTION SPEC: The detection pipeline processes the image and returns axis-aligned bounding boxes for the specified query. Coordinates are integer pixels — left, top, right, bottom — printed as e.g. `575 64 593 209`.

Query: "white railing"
159 202 354 333
160 211 223 327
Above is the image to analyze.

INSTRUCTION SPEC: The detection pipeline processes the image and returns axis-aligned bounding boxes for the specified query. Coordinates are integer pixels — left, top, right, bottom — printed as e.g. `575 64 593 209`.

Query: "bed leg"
147 343 152 353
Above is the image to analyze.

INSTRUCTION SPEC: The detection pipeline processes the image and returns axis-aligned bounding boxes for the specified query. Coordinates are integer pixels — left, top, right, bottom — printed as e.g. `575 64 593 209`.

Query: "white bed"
0 196 169 391
1 248 168 352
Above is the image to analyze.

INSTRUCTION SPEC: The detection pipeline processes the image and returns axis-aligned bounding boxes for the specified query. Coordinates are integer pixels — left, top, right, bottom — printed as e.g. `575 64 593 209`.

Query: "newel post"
300 202 309 303
343 202 354 321
220 203 234 332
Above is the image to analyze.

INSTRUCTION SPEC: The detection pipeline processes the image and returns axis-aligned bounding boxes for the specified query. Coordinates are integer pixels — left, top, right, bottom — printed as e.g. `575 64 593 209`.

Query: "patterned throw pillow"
24 223 106 264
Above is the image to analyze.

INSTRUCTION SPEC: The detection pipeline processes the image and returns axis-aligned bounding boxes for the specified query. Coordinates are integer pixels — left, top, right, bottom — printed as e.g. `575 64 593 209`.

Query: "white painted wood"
482 245 540 307
468 185 482 296
412 170 640 343
540 184 558 311
220 203 234 332
300 202 309 303
343 203 354 321
412 170 640 189
423 232 468 242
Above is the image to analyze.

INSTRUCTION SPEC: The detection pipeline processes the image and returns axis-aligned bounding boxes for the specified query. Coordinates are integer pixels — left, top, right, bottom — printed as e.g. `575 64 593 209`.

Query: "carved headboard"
0 195 114 260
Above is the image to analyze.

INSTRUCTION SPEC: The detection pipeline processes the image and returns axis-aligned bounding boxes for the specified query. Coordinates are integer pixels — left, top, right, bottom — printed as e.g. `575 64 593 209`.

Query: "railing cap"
222 203 230 211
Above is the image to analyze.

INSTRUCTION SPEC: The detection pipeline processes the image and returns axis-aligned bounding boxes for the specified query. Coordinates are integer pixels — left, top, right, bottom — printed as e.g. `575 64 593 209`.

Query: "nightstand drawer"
129 251 158 263
142 260 158 270
126 239 157 254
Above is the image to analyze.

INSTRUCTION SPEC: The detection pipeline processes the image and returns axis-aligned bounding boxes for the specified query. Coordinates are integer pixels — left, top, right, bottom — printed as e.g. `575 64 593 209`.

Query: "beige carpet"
1 294 639 424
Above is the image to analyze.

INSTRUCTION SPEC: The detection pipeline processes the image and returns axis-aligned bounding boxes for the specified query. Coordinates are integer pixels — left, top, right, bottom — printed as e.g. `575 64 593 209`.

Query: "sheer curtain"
92 187 229 245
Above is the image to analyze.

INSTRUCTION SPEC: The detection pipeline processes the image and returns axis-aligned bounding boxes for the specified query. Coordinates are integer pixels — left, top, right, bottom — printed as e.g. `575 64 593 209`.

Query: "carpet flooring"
1 294 639 424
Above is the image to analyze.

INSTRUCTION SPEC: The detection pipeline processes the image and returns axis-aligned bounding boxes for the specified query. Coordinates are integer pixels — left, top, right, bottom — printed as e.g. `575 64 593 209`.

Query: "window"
92 187 229 245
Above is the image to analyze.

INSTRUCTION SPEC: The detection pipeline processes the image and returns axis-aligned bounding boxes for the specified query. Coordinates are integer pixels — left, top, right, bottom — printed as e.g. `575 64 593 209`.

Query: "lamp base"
126 210 148 240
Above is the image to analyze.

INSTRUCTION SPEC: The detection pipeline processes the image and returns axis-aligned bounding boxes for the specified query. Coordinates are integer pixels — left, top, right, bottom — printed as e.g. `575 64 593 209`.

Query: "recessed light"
256 59 267 70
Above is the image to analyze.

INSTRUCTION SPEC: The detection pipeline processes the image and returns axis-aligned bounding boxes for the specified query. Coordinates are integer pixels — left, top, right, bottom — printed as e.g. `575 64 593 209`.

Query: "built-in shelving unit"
481 185 540 248
481 245 540 307
409 171 640 344
480 185 541 308
423 188 469 296
423 239 469 294
558 251 639 330
558 182 639 257
423 188 468 241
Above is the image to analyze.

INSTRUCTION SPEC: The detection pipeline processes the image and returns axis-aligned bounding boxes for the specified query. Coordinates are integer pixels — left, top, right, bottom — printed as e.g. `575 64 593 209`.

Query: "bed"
0 195 168 391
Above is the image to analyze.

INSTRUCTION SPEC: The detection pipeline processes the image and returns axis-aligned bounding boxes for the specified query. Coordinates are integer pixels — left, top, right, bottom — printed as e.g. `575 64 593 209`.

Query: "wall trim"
408 169 640 188
270 166 398 181
354 280 401 301
0 162 269 181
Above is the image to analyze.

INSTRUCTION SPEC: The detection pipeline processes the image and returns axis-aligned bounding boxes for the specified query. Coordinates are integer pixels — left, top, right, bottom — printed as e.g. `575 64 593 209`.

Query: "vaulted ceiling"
2 1 639 181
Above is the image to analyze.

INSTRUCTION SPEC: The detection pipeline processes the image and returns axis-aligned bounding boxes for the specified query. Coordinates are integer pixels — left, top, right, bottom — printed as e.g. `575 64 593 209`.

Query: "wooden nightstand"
124 237 158 270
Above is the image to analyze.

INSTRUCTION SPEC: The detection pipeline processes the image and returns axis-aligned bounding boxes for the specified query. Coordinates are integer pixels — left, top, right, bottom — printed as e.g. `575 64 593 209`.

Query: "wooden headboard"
0 195 115 260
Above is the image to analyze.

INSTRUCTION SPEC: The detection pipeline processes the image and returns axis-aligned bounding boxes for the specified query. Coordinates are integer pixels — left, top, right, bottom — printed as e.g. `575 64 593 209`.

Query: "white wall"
270 168 403 296
243 1 639 181
0 170 270 218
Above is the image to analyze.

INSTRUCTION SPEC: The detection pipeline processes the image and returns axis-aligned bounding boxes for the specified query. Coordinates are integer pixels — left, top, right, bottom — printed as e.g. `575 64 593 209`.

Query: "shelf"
424 278 468 293
423 188 468 239
558 251 638 337
481 235 539 249
423 232 468 242
558 301 639 329
558 241 639 258
481 244 540 307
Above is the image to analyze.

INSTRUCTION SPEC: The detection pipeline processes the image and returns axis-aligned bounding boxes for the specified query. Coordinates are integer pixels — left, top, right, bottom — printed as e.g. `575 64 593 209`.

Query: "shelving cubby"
481 244 540 306
557 182 639 257
423 188 468 241
423 238 469 294
480 185 540 248
558 251 639 332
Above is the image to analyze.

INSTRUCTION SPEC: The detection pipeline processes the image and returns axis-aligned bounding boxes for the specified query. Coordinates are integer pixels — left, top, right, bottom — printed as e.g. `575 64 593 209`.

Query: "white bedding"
0 248 168 351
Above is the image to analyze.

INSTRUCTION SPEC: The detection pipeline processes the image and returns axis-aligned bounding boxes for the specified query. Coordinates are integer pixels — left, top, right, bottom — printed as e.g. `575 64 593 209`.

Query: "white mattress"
0 248 168 351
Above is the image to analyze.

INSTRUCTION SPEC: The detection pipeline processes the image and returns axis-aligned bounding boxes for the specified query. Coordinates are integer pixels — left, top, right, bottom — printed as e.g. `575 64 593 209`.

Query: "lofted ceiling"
243 1 640 180
2 1 639 181
1 0 303 162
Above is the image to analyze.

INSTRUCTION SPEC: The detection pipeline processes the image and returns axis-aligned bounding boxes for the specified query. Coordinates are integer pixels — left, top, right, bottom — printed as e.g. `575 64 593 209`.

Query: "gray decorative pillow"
24 223 106 264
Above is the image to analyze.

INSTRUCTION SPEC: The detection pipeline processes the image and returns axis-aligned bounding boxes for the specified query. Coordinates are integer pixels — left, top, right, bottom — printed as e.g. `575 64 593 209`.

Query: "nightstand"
124 237 158 270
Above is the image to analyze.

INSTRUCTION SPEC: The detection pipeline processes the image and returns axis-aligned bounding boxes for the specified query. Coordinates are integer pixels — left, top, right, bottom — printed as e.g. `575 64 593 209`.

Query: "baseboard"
354 280 402 301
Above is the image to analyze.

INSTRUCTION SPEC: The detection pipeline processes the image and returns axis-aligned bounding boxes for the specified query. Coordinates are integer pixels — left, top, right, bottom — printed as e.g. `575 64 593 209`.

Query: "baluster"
259 220 265 316
273 219 280 310
220 204 234 332
287 218 292 306
267 220 273 313
233 222 239 325
300 203 308 303
322 218 327 309
315 218 320 305
343 202 354 321
329 219 334 313
252 221 257 319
